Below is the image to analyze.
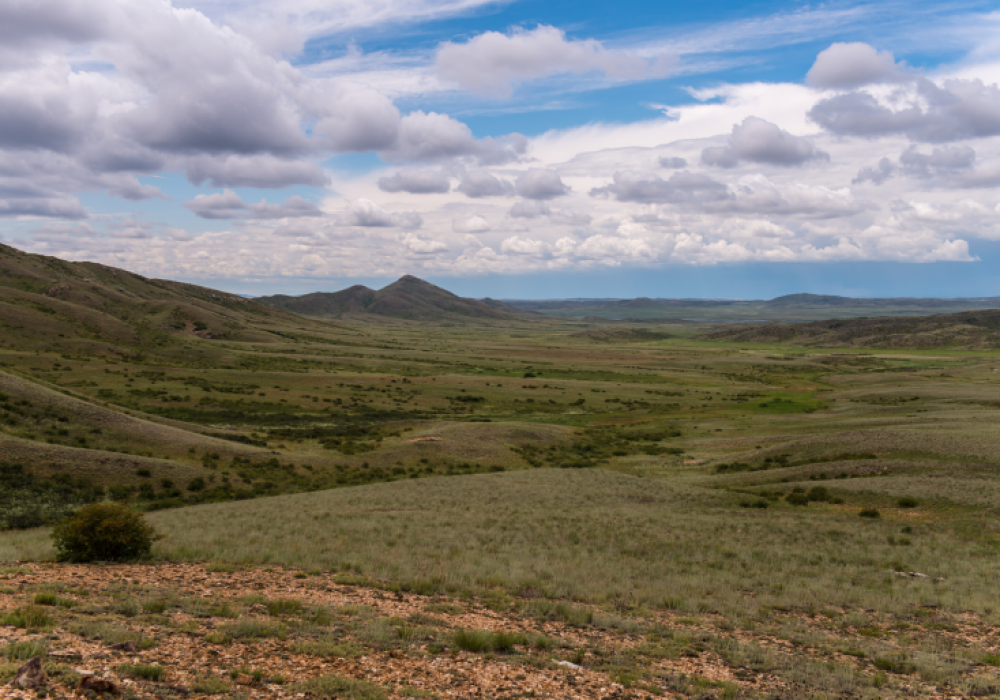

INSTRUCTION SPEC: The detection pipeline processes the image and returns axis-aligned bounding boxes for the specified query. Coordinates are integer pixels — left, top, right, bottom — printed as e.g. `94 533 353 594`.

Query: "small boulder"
109 641 138 653
10 656 47 689
79 676 119 695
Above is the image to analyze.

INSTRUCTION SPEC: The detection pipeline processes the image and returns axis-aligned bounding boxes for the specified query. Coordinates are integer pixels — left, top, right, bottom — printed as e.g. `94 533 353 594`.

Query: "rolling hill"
257 275 529 321
506 292 1000 321
700 308 1000 348
0 242 328 359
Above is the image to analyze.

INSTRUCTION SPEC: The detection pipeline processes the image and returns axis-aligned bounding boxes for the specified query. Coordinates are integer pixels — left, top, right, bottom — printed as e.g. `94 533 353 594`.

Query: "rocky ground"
0 563 990 699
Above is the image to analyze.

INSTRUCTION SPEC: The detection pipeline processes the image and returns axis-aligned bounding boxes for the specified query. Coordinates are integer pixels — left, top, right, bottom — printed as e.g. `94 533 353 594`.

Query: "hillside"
700 308 1000 348
506 293 1000 321
257 276 527 321
0 242 326 359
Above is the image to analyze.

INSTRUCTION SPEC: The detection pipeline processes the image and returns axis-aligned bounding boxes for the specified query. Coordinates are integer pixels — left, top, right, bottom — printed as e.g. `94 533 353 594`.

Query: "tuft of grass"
292 638 364 659
266 599 304 616
193 676 230 694
2 640 48 661
897 497 919 508
218 617 286 640
859 508 881 519
67 619 155 649
120 663 165 681
1 605 52 630
452 628 526 654
294 675 387 700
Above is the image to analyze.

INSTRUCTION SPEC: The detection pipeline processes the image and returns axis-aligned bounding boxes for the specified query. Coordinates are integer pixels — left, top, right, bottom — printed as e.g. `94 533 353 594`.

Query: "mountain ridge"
256 275 530 321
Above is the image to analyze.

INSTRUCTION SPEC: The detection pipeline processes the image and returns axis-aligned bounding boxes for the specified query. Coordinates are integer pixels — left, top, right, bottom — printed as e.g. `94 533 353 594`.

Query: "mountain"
257 275 528 321
701 309 1000 349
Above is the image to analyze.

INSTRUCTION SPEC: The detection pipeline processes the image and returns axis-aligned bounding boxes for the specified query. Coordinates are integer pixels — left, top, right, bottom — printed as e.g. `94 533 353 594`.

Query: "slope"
0 242 325 359
700 308 1000 348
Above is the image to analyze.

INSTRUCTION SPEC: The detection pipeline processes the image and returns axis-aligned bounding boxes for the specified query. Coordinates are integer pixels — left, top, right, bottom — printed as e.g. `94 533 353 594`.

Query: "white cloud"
457 170 514 198
514 168 570 199
339 198 421 227
402 231 448 253
701 117 828 167
806 42 904 89
184 190 323 219
436 25 675 98
452 214 491 233
378 169 451 194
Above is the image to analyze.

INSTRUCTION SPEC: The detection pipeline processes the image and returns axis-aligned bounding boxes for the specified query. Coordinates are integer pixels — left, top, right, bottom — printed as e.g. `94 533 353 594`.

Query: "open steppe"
2 248 1000 697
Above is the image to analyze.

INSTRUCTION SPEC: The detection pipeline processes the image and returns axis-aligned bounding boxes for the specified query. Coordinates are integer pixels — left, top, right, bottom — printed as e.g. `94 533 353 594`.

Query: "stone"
10 656 47 689
79 676 119 695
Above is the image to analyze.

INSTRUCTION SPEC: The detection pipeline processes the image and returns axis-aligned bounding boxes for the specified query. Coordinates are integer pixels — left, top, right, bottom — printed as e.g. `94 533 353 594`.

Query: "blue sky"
3 0 1000 299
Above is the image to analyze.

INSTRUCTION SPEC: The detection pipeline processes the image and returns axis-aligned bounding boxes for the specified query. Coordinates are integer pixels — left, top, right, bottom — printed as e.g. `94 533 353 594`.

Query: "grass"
294 675 387 700
119 663 165 681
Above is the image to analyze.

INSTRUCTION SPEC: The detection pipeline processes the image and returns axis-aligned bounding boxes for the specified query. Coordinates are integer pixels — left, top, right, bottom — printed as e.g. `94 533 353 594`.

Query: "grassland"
2 254 1000 695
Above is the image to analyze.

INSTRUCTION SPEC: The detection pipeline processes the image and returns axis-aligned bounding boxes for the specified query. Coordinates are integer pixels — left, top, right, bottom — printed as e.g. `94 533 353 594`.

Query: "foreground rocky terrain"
1 562 994 699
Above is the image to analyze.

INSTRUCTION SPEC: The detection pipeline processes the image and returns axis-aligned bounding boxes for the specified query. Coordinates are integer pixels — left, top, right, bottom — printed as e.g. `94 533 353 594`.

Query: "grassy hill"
701 308 1000 348
256 275 527 321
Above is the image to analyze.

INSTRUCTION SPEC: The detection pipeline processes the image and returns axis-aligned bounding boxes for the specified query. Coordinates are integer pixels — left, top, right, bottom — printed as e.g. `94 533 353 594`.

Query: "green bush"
897 497 918 508
859 508 881 519
51 503 160 562
786 492 809 507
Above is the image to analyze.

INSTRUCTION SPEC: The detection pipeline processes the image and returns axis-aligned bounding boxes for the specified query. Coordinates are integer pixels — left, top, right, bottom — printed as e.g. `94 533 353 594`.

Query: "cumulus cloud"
378 111 527 164
184 155 329 189
854 145 977 185
853 157 897 185
339 198 422 228
590 171 730 204
436 25 674 98
658 156 687 168
184 190 324 219
500 235 549 255
378 169 451 194
701 117 828 168
808 78 1000 143
452 215 491 233
508 200 550 218
311 85 401 152
402 232 448 253
806 43 904 89
456 170 514 198
515 169 570 200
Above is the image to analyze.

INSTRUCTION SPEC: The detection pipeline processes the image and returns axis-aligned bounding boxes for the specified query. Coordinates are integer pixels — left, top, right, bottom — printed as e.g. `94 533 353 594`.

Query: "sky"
3 0 1000 299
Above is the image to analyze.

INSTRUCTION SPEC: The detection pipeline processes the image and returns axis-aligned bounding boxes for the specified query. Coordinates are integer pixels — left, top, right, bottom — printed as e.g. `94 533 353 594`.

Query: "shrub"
52 503 160 562
807 486 831 502
897 497 918 508
187 477 206 492
859 508 881 519
786 492 809 507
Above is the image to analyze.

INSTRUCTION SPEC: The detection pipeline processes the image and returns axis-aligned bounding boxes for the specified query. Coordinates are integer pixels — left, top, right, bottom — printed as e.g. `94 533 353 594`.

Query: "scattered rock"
49 651 83 662
109 641 137 653
79 676 119 695
554 660 582 670
235 673 255 686
407 436 442 442
10 656 47 689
